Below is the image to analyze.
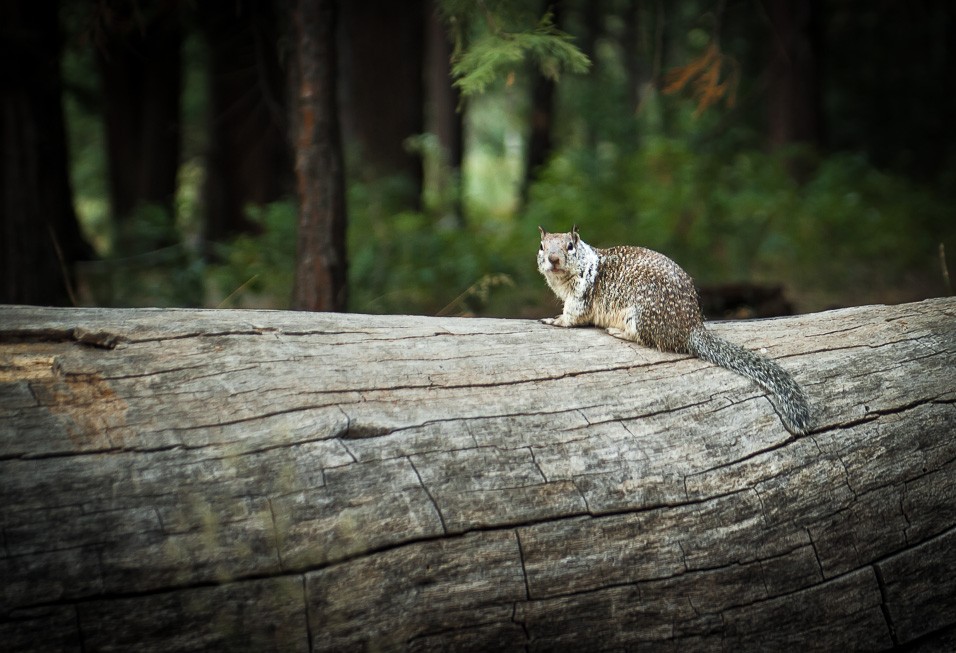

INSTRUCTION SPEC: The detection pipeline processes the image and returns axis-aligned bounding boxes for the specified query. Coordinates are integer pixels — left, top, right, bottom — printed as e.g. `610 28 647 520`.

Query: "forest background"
3 0 954 318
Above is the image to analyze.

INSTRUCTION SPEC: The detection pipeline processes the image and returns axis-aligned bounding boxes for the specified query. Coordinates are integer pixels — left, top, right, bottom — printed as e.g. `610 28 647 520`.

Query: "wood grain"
1 298 954 651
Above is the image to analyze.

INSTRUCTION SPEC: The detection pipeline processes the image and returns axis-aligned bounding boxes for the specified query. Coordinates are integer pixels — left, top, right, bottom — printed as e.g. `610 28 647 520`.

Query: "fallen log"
1 298 954 651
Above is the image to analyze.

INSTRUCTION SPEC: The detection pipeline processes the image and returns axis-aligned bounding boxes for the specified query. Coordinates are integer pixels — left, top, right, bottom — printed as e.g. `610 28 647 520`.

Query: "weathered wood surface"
1 298 954 652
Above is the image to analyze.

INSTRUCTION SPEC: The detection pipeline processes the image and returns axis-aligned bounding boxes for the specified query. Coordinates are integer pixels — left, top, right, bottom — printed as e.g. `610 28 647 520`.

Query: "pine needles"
663 40 740 116
442 7 590 97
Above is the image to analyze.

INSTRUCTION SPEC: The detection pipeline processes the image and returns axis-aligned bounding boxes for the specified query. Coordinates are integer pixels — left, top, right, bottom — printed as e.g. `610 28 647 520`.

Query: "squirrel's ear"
571 224 580 242
538 226 547 238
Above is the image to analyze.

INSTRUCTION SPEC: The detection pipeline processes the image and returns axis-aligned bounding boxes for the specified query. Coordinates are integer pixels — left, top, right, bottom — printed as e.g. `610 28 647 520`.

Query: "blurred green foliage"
209 201 296 308
526 138 954 311
448 8 590 96
63 1 955 314
203 134 954 315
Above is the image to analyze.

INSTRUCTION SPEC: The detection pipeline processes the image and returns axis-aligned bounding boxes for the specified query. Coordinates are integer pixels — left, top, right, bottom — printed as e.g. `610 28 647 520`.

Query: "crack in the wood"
261 329 375 338
784 334 953 361
804 324 867 338
844 350 954 381
686 595 702 619
815 394 950 435
677 540 689 572
301 575 314 653
527 447 547 483
564 397 716 434
117 330 274 344
681 476 692 503
510 556 774 612
89 370 679 441
3 569 300 618
152 507 166 535
247 488 753 590
94 364 208 382
575 409 592 427
171 402 347 433
756 559 773 600
899 485 911 547
408 457 448 535
335 431 359 464
1 442 186 462
173 429 349 462
831 449 858 500
267 499 284 572
750 486 768 522
13 515 954 633
882 309 936 323
331 406 603 455
154 364 265 386
806 527 826 580
570 478 592 514
830 413 881 431
339 422 394 440
686 433 799 480
514 530 532 601
872 563 900 647
774 456 956 572
510 602 532 651
275 359 689 403
867 395 950 420
4 413 360 464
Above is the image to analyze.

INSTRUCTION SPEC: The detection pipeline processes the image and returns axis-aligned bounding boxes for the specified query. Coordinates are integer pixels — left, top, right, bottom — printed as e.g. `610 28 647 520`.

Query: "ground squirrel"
537 225 814 435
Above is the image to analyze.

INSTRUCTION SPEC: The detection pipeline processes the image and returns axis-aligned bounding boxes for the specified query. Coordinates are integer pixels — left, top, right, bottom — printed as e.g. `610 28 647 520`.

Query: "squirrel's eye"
539 243 544 251
567 241 574 252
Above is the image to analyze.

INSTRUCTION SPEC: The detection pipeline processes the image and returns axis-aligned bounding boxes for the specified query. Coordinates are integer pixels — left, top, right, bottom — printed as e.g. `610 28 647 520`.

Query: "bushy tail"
688 327 814 435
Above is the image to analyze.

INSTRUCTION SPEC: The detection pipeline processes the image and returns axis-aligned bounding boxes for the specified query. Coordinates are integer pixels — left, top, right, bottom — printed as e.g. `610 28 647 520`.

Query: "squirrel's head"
537 225 585 278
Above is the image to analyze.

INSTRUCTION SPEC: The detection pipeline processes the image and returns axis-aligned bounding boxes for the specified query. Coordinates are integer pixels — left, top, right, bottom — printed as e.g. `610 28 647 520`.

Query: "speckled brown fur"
537 226 814 434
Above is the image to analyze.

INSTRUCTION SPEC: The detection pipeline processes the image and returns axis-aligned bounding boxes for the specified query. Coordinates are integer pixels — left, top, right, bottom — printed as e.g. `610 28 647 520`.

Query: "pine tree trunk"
522 1 561 202
766 0 823 154
289 0 348 311
339 0 425 211
1 0 91 305
426 5 464 224
1 298 954 650
197 0 293 256
96 2 183 252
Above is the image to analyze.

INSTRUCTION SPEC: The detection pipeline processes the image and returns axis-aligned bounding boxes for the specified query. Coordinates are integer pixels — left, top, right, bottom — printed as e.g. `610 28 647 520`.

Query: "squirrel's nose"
548 254 561 267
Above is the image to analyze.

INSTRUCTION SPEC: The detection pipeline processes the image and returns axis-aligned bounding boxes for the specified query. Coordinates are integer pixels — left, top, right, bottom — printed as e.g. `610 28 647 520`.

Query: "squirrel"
537 225 814 435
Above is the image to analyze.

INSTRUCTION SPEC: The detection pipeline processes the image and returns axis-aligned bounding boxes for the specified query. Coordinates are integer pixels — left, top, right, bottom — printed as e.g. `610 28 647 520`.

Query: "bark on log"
1 298 954 652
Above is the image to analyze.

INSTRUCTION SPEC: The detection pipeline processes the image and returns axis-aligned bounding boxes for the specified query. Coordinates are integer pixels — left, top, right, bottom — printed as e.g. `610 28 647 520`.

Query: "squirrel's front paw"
541 315 573 327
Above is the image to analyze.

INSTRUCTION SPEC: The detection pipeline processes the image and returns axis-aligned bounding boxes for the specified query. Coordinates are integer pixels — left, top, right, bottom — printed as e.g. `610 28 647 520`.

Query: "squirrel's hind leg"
606 306 644 343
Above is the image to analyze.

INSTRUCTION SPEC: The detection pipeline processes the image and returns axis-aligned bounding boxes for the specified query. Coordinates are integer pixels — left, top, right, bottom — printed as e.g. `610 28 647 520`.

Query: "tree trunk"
1 298 954 650
338 0 425 211
522 1 561 202
1 0 91 306
289 0 348 311
96 0 183 252
425 4 464 224
766 0 822 155
197 0 293 256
